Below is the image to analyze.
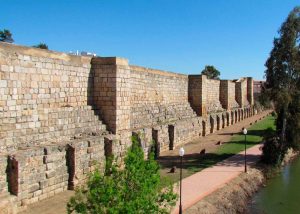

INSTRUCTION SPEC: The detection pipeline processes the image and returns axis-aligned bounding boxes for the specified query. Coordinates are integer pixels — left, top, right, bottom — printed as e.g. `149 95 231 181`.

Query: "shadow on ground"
218 129 272 137
159 128 268 171
158 153 260 172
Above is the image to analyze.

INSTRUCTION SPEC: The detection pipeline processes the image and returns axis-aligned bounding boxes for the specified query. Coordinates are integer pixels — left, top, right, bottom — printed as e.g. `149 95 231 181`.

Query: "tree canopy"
33 43 48 50
0 29 14 43
263 6 300 163
67 137 177 214
201 65 220 79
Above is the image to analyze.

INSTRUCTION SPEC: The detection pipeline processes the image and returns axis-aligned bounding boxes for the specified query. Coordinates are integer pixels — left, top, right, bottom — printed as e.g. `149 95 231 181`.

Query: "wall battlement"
0 42 255 212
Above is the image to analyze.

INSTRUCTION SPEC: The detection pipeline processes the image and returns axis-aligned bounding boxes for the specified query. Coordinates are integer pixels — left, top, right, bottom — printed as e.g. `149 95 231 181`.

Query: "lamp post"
179 147 185 214
243 128 247 173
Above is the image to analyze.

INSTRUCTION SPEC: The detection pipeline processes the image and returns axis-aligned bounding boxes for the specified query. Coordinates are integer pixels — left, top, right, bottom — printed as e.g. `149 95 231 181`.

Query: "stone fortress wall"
129 65 195 129
0 42 255 212
0 44 109 152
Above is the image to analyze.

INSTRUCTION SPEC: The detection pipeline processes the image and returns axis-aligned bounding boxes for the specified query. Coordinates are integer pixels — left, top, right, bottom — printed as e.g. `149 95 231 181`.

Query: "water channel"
248 156 300 214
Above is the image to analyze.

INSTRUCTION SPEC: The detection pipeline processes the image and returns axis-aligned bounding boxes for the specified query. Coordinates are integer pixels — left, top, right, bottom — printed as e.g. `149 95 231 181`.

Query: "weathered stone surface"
0 42 256 213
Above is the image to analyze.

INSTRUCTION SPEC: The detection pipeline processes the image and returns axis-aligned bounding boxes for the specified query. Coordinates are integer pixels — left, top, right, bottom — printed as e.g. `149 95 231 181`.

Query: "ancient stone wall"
188 75 202 115
0 155 8 193
0 43 107 152
205 78 223 113
0 43 112 212
247 77 254 106
228 81 240 109
242 80 249 106
4 135 106 209
92 62 197 132
130 65 196 129
8 146 69 207
0 43 92 107
91 57 131 134
220 80 239 110
0 43 256 212
188 75 223 117
235 78 250 108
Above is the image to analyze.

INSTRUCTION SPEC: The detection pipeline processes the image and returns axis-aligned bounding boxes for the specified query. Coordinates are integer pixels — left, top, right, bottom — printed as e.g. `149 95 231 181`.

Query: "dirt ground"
20 111 271 214
19 191 74 214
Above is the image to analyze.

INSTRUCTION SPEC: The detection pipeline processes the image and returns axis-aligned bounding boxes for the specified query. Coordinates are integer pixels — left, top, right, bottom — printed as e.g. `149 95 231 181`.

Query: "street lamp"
243 128 247 173
179 147 185 214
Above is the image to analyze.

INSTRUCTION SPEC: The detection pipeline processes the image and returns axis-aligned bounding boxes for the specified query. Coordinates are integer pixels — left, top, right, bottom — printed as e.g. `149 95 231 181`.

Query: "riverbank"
247 150 300 214
186 149 299 214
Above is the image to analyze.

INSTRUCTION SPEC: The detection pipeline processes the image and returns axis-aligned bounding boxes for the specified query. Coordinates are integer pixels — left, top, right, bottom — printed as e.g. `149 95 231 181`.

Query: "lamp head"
243 128 248 135
179 147 185 157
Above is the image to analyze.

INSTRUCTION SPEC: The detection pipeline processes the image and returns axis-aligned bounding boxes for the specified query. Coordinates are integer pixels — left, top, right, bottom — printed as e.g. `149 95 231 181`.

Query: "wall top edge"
236 77 253 82
92 57 129 66
0 42 92 65
220 79 237 83
129 64 188 78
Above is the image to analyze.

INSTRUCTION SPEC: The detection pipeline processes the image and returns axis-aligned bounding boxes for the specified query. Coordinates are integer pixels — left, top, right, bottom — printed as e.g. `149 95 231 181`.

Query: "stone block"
45 170 55 179
28 183 40 193
0 80 7 88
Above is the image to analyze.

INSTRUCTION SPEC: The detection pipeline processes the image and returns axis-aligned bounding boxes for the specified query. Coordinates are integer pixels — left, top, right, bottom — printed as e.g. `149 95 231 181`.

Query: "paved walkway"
171 144 263 214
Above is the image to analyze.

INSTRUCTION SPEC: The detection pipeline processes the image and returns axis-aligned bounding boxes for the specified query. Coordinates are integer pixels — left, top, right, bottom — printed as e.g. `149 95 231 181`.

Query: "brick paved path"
171 144 263 214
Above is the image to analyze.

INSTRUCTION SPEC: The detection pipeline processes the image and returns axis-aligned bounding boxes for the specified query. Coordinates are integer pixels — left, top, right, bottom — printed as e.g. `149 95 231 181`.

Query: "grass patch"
160 115 276 184
216 115 276 155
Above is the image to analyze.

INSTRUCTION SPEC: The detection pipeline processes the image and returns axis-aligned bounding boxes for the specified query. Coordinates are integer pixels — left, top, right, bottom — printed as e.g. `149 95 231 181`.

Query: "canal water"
248 157 300 214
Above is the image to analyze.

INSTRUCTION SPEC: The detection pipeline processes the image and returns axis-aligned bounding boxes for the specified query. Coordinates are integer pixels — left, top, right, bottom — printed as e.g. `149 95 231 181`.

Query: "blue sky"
1 0 299 80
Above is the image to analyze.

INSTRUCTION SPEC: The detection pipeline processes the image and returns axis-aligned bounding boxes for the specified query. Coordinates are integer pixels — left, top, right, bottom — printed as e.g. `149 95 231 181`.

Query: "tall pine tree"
264 7 300 153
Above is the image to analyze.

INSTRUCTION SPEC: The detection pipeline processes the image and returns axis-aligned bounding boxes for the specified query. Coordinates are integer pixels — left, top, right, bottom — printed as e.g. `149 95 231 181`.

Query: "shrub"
261 128 285 166
33 43 48 49
261 136 281 165
67 137 177 214
271 111 276 117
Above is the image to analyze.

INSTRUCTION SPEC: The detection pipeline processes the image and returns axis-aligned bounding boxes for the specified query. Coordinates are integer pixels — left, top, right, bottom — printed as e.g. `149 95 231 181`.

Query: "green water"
248 157 300 214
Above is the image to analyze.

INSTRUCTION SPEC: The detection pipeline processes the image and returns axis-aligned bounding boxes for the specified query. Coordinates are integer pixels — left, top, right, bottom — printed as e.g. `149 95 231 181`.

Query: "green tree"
33 43 48 49
201 65 220 79
263 6 300 162
261 128 282 165
67 137 177 214
0 29 14 43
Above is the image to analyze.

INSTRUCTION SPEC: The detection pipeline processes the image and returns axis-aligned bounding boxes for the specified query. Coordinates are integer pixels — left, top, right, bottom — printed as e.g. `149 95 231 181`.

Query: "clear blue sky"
1 0 299 80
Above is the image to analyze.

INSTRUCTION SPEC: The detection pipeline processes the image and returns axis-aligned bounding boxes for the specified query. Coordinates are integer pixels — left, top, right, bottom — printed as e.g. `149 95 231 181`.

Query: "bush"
271 111 276 117
261 136 281 165
33 43 48 49
67 137 177 214
261 128 285 166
